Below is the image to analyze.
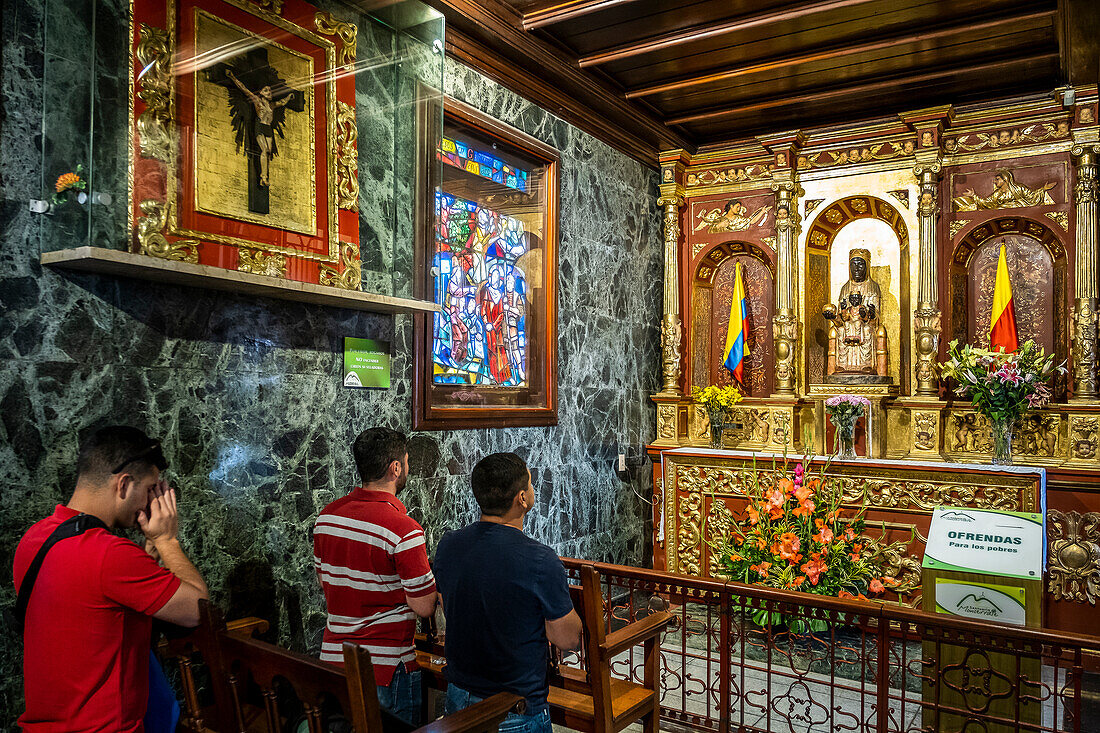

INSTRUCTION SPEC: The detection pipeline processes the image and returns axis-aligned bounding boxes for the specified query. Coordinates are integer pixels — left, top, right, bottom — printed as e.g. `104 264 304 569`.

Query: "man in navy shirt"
434 452 582 733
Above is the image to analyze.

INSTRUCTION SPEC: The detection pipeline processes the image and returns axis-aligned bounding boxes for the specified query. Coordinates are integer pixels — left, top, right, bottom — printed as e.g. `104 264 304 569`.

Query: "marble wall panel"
0 0 662 724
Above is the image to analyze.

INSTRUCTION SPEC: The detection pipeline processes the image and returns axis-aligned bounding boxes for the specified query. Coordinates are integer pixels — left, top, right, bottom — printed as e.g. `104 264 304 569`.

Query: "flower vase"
990 415 1015 466
708 410 726 449
835 421 857 459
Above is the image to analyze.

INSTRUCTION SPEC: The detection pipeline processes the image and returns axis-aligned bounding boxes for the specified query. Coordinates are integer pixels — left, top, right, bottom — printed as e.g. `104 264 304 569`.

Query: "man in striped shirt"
313 428 438 725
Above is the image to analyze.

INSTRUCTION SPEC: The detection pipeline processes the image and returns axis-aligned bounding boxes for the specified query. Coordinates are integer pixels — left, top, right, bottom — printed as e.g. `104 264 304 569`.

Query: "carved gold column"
771 182 800 395
657 193 685 396
913 162 942 396
1072 144 1099 401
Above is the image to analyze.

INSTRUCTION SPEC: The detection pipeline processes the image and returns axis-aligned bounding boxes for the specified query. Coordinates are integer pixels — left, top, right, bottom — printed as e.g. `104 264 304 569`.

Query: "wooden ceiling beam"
577 0 880 68
422 0 692 162
522 0 644 30
1058 0 1100 85
625 6 1057 100
666 52 1060 126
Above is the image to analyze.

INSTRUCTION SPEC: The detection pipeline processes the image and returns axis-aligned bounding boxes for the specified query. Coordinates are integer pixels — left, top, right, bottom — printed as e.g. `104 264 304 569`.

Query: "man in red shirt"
313 428 438 725
13 426 209 732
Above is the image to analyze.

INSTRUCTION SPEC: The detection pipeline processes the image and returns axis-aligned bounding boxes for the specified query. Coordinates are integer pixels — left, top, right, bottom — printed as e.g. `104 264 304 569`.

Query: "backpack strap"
15 513 109 632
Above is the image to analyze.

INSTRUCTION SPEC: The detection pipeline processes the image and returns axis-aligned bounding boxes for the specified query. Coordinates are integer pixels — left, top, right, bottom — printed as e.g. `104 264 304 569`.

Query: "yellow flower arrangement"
690 384 743 414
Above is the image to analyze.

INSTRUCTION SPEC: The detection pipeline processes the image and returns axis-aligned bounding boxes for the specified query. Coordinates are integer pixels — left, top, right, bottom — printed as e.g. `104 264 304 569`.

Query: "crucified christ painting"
206 47 305 215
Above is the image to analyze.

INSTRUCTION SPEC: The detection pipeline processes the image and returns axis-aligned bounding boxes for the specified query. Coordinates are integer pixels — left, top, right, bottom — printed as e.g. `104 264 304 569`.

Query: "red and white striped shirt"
313 488 436 685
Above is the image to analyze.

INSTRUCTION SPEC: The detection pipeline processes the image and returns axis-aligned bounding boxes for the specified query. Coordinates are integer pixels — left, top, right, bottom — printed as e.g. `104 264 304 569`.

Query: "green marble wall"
0 0 662 726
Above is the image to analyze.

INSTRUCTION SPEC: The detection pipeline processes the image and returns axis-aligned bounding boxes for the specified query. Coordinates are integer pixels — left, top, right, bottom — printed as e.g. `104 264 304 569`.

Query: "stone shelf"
41 247 440 316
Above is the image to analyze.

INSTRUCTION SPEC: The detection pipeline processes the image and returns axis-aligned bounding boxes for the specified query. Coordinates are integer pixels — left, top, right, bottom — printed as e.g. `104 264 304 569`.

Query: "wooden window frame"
412 95 560 430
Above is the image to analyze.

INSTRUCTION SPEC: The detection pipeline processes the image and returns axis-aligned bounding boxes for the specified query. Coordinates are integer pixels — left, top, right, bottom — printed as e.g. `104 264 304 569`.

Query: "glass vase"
836 421 857 459
990 415 1015 466
708 409 726 450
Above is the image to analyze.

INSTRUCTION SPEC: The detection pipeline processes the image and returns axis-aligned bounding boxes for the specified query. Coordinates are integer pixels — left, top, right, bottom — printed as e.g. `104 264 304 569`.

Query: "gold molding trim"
1047 510 1100 605
944 120 1071 154
686 164 771 188
248 0 284 14
237 247 288 278
314 11 357 68
135 24 172 163
334 101 359 211
137 200 198 263
797 140 914 170
949 219 970 239
319 241 362 290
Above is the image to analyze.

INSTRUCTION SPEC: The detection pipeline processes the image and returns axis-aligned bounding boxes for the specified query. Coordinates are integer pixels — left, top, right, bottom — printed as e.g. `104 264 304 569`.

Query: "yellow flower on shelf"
690 384 743 415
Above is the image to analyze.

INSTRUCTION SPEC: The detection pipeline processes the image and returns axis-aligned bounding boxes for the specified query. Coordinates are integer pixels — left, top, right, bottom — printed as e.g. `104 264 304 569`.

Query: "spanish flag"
724 262 751 385
989 243 1019 353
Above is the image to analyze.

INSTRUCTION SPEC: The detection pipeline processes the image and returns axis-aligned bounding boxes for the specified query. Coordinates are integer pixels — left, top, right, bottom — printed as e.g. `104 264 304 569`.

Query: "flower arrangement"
691 384 744 413
708 456 906 632
52 165 87 206
938 339 1064 463
691 384 744 449
824 394 869 459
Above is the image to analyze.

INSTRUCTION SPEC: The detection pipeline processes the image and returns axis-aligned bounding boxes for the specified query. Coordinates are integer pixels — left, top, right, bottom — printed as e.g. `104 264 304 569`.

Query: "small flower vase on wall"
990 415 1015 466
708 409 726 449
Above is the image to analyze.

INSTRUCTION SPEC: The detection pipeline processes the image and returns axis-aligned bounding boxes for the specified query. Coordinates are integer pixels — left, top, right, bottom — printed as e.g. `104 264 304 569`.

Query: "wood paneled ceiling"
421 0 1099 164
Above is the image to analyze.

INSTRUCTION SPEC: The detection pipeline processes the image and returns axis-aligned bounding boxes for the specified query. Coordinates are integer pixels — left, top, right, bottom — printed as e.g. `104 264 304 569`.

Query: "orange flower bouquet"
51 165 87 205
707 455 909 632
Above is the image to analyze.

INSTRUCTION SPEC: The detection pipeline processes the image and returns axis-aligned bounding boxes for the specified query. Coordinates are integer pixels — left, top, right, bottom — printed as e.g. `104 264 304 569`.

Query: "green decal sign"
343 338 390 389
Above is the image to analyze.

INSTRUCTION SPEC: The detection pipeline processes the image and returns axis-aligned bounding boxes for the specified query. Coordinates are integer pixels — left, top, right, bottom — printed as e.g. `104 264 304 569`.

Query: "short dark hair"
353 428 407 483
471 452 529 516
77 426 166 483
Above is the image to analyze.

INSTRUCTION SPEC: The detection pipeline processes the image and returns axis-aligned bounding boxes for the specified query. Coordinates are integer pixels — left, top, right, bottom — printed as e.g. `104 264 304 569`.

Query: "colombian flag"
724 262 751 385
989 243 1019 353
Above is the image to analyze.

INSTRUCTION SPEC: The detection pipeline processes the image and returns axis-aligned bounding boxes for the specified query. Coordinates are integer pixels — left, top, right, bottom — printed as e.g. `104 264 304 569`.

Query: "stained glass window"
440 136 529 192
415 98 558 429
432 191 529 386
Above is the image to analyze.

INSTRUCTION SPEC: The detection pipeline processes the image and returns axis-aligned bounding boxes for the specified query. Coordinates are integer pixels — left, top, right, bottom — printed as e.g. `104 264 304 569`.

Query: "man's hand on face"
138 479 180 547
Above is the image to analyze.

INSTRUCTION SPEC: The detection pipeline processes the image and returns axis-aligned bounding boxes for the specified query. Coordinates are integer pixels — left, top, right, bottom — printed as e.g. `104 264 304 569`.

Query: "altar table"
654 448 1046 614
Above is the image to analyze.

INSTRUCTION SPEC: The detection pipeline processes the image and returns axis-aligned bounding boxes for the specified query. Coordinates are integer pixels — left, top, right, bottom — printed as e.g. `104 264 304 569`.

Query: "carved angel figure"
953 168 1056 212
694 199 772 233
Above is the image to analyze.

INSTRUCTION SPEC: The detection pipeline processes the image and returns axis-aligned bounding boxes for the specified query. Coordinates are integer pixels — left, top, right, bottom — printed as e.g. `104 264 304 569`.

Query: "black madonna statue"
822 248 890 383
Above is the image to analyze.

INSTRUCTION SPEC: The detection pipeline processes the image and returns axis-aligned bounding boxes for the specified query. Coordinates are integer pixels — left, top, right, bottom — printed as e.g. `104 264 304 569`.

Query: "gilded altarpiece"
651 86 1100 635
129 0 361 287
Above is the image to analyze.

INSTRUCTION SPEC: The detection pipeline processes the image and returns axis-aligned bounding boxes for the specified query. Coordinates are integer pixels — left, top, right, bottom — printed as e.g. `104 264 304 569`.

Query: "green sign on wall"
343 338 390 389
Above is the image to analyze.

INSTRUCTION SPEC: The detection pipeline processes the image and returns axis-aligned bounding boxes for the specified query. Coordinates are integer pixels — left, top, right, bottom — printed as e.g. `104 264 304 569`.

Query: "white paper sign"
923 507 1044 580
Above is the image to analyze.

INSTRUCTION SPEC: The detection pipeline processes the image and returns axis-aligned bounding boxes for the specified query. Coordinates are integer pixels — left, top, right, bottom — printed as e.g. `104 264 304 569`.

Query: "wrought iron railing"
561 558 1100 733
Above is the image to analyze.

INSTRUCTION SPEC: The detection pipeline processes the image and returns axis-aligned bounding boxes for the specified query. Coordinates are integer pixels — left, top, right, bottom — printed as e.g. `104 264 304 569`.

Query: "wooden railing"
561 558 1100 733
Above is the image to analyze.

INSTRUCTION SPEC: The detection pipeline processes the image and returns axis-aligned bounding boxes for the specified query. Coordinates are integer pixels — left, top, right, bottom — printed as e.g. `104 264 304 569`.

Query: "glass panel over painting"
428 114 552 411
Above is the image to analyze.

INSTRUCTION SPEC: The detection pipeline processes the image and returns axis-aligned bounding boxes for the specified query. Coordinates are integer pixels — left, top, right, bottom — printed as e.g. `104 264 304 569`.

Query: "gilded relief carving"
686 164 771 188
705 500 735 576
952 168 1058 212
888 190 910 209
694 200 772 233
334 101 359 210
1071 416 1098 460
944 121 1070 154
913 307 941 393
1047 510 1100 604
318 242 362 290
771 411 792 447
1044 211 1069 231
971 237 1052 352
657 403 678 441
249 0 285 14
238 247 287 278
804 199 824 216
913 411 937 452
135 24 173 163
137 200 198 263
950 412 993 453
949 410 1060 459
840 477 1022 513
314 11 357 67
675 469 705 576
862 534 922 605
660 315 683 395
797 140 913 170
949 220 970 239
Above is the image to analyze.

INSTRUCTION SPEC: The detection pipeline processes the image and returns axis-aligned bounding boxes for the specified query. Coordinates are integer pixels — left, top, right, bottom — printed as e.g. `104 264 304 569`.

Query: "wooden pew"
171 601 522 733
416 564 673 733
548 565 673 733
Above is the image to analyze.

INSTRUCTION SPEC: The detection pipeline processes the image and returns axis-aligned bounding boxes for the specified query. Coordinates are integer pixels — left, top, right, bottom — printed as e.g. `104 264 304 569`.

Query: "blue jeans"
445 684 551 733
377 664 422 727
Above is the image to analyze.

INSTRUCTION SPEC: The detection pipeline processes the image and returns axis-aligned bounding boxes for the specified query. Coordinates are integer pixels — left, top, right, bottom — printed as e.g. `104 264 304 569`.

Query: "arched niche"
691 241 775 397
948 216 1069 398
804 196 911 389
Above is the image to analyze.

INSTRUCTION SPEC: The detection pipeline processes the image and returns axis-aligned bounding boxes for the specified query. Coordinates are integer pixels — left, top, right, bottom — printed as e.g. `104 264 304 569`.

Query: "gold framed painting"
130 0 361 287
